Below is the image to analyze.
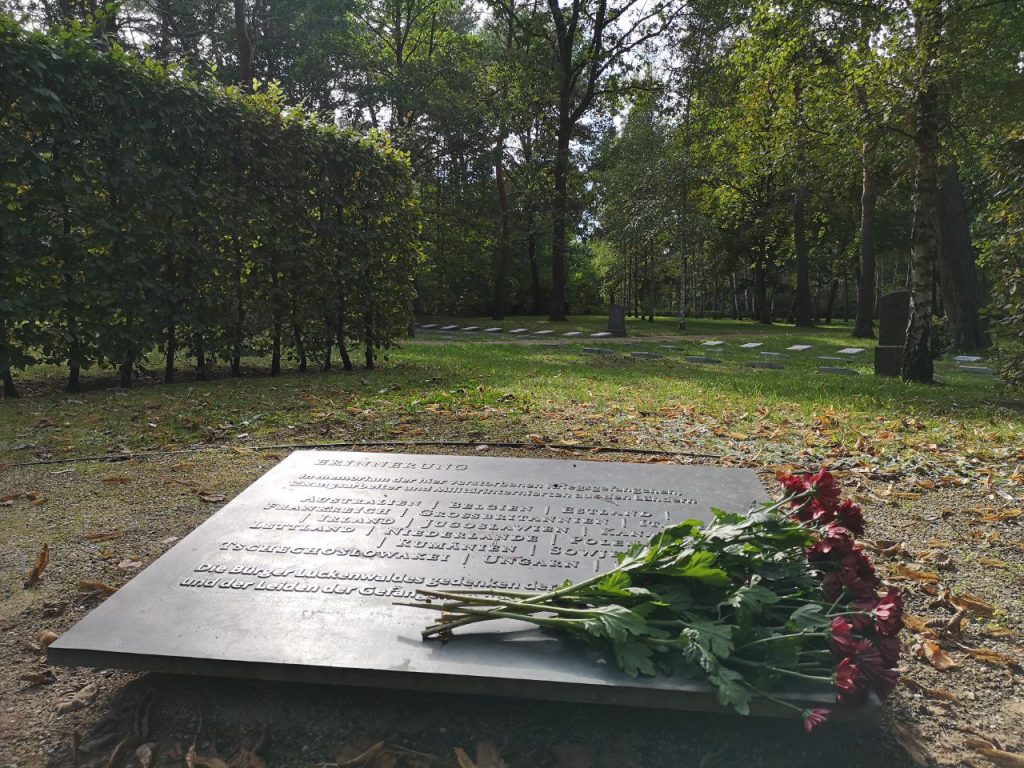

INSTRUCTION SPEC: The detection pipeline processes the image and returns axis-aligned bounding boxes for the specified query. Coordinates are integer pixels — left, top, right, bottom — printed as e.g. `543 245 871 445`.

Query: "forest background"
4 0 1024 386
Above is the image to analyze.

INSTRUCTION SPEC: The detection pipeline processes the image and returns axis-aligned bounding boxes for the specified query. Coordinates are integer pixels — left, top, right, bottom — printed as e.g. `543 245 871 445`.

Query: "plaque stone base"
49 451 837 715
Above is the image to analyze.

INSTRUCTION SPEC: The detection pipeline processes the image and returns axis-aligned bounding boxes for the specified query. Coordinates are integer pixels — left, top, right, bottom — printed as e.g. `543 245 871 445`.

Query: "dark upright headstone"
607 304 627 337
874 290 911 377
43 451 839 716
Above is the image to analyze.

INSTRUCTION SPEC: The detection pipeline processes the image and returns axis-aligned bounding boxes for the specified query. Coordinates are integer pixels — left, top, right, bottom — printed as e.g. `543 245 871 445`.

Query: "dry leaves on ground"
55 682 98 714
199 492 227 503
24 542 50 587
454 741 507 768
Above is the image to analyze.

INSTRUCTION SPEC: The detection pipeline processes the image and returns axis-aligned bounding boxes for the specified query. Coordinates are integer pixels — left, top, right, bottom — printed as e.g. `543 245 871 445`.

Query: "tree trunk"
937 163 989 351
792 81 813 328
119 360 133 389
853 141 878 338
165 322 176 384
824 279 840 324
1 365 17 399
677 255 687 329
549 123 571 321
270 270 282 376
233 0 253 91
527 221 543 314
338 331 353 371
903 71 939 383
753 248 771 325
492 139 513 321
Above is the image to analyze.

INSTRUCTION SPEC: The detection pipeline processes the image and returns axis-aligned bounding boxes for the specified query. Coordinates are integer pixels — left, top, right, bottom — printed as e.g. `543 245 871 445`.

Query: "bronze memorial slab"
49 451 832 712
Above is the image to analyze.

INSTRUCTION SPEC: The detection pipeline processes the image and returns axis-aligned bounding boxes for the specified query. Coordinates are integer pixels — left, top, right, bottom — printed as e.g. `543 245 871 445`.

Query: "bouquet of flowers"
406 470 902 731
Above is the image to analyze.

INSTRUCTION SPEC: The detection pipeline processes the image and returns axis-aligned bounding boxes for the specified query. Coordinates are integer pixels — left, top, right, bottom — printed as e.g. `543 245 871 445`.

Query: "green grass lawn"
1 318 1019 486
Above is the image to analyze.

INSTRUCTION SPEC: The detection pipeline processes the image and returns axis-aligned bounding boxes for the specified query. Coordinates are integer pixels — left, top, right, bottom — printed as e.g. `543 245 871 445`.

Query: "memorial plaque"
46 451 834 713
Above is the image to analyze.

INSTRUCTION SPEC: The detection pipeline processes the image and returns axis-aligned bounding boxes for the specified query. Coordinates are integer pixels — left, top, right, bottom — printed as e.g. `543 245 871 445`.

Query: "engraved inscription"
173 453 754 604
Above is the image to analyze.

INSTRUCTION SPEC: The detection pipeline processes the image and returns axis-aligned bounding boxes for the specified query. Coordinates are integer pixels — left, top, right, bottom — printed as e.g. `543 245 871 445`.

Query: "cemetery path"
1 447 1021 768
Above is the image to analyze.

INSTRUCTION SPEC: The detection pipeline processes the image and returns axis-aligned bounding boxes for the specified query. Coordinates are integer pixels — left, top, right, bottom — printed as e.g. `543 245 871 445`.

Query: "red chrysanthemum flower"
806 469 842 512
829 549 880 601
877 635 901 667
778 472 810 498
806 524 855 561
835 657 867 706
803 707 831 733
835 499 865 537
829 616 862 658
874 588 904 637
867 664 899 699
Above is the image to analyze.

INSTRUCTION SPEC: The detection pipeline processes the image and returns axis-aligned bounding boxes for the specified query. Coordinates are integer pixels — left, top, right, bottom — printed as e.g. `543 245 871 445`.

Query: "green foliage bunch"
983 135 1024 389
0 14 420 394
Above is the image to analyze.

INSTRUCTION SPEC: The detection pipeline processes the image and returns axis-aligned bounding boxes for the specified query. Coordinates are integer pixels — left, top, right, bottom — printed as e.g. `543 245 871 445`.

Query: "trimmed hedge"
0 15 420 395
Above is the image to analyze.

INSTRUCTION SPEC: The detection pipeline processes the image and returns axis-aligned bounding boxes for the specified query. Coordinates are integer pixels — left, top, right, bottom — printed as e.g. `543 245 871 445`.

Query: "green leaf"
671 551 730 587
613 640 658 678
685 619 734 659
722 584 780 614
710 665 752 715
582 605 650 644
788 603 830 630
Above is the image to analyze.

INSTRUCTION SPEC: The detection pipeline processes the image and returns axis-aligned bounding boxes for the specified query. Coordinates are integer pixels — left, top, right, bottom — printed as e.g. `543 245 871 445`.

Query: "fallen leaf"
198 492 226 503
118 559 143 571
160 536 179 545
890 564 941 583
979 557 1009 568
903 615 936 635
135 743 155 768
101 475 131 484
960 647 1021 668
526 434 545 446
974 748 1024 767
454 742 507 768
914 638 958 670
185 746 229 768
38 630 59 648
83 531 124 542
949 592 996 617
903 677 959 702
337 741 386 767
20 669 58 686
78 581 118 596
56 683 98 714
24 543 50 588
891 721 931 767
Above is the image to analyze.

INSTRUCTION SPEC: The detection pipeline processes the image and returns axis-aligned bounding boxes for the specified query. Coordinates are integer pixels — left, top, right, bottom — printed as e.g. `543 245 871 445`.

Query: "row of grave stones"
583 341 866 376
418 323 615 339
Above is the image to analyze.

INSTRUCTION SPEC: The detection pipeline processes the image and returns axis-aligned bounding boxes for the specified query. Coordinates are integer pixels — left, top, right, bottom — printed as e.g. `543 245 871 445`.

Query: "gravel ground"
1 448 1021 768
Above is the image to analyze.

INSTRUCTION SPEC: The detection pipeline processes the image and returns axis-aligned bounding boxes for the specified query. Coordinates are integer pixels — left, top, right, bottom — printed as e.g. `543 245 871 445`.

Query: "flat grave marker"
582 347 614 356
760 352 789 359
631 351 663 360
45 451 826 714
837 348 865 356
509 328 528 334
685 355 722 365
534 329 554 336
441 325 460 331
745 361 783 370
484 327 502 333
701 340 725 347
420 324 438 330
959 365 995 376
563 331 583 337
786 345 812 352
953 355 982 363
590 332 612 338
739 343 763 349
462 326 481 332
